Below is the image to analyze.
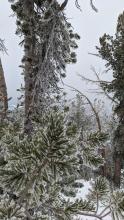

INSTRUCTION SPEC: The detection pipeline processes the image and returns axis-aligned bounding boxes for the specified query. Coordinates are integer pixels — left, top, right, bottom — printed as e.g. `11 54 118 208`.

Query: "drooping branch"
75 0 98 12
75 0 82 10
90 0 98 12
65 83 102 132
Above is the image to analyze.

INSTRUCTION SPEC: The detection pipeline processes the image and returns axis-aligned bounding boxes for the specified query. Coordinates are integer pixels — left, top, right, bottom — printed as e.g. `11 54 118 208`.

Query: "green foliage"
96 11 124 188
69 94 90 131
81 145 103 167
97 12 124 156
65 199 95 213
88 176 109 201
87 131 108 145
1 113 77 191
0 109 105 219
86 177 124 219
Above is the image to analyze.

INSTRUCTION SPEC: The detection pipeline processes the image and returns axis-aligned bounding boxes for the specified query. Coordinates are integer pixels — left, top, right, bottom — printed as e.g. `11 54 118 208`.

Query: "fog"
1 0 124 106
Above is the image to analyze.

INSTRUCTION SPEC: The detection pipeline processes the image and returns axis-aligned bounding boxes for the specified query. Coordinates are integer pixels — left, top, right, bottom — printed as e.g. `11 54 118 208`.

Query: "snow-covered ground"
74 180 111 220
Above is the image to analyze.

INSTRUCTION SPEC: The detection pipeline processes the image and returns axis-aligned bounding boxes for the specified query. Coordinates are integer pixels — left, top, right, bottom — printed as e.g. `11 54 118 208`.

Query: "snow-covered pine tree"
96 11 124 188
0 109 104 219
9 0 80 133
69 94 91 132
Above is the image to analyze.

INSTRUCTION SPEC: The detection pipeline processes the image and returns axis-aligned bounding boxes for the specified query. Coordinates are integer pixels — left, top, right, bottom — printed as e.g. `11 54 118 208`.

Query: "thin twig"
91 67 118 104
101 211 111 219
88 52 100 57
77 211 102 220
95 193 99 214
99 205 110 217
90 0 98 12
75 0 82 11
78 74 111 84
65 83 102 132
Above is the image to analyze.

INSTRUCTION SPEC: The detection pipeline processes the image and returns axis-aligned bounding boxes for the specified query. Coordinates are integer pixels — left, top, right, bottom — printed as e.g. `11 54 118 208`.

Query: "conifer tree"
96 11 124 187
9 0 79 133
0 110 104 219
2 2 123 219
0 108 124 219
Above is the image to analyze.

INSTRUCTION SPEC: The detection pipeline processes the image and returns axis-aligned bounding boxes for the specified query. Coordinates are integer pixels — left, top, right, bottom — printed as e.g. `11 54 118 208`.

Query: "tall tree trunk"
113 153 121 188
112 119 124 188
98 148 107 177
0 58 8 120
23 0 35 134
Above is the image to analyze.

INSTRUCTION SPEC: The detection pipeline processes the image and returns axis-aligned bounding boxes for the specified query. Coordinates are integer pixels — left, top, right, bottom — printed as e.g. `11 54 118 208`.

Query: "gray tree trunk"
23 0 35 134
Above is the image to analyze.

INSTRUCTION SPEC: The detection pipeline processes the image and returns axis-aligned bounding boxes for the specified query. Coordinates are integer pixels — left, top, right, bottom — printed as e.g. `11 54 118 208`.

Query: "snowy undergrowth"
72 180 112 220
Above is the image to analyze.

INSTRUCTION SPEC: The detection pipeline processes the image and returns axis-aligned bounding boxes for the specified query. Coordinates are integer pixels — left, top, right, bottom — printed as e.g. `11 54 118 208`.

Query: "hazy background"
1 0 124 106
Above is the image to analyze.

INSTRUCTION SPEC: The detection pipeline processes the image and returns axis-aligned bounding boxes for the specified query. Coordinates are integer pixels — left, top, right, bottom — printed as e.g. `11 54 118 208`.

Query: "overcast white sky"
1 0 124 105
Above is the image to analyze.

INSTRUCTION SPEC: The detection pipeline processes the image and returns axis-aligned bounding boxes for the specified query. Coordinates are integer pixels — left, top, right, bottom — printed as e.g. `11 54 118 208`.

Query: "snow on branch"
0 39 7 53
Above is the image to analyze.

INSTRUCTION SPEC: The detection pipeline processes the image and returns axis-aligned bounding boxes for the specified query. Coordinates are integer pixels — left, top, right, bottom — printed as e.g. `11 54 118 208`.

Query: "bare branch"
65 83 102 132
78 74 111 85
88 52 101 57
101 211 111 219
78 66 118 104
74 0 98 12
90 0 98 12
77 211 102 220
91 66 118 104
99 205 110 217
75 0 82 11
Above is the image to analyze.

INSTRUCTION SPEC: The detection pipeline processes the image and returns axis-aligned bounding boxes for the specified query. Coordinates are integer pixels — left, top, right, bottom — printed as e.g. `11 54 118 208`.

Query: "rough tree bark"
113 153 121 188
23 0 35 134
113 122 124 188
